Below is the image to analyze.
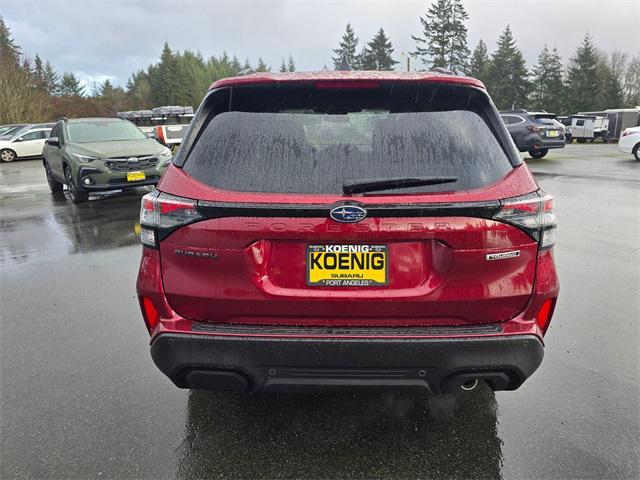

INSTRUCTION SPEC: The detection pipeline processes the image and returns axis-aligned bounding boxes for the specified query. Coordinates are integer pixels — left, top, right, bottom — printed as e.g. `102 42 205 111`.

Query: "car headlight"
72 153 99 163
159 147 172 158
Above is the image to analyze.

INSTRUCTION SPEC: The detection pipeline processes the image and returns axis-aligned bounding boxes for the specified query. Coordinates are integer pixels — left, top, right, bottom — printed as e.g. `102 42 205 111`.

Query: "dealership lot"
1 144 638 478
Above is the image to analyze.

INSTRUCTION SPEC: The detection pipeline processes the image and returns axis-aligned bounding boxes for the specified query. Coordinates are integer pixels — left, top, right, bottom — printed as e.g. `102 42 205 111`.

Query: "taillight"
493 191 557 249
527 125 540 133
139 191 202 248
155 126 166 144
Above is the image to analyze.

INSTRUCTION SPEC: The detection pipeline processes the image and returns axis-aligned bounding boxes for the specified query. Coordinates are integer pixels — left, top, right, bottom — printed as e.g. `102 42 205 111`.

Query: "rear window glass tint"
184 110 513 194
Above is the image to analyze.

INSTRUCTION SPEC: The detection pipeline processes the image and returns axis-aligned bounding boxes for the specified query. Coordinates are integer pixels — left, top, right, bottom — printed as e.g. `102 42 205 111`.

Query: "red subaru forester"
136 71 559 394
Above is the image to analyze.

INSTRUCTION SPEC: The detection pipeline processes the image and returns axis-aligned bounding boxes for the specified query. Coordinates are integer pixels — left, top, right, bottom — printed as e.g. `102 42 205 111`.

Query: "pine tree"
255 57 270 72
468 40 490 82
565 33 600 112
332 23 359 69
530 45 565 113
597 53 624 109
287 54 296 72
412 0 469 72
279 58 287 73
32 54 46 91
59 72 85 96
43 61 59 96
487 25 529 110
361 28 398 71
0 15 21 67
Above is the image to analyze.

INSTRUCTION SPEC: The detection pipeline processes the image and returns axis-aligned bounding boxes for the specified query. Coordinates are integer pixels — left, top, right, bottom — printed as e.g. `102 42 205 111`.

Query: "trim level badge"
486 250 520 261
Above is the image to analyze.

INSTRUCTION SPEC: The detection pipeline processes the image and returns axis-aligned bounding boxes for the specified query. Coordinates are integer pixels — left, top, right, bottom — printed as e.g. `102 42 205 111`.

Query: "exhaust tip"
460 378 479 391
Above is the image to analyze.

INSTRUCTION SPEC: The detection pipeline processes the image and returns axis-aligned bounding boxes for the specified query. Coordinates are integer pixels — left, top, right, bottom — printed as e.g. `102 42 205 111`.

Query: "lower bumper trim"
150 332 544 394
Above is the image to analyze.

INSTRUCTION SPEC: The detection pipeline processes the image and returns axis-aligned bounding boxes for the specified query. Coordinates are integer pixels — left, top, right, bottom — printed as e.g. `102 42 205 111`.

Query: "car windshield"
183 84 517 195
66 120 146 143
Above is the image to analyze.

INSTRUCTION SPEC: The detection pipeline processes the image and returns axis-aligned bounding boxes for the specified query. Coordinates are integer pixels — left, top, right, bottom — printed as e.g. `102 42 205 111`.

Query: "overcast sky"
3 0 639 88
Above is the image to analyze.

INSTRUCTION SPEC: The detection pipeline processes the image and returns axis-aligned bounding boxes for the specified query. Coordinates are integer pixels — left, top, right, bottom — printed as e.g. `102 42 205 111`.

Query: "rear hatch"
153 81 542 327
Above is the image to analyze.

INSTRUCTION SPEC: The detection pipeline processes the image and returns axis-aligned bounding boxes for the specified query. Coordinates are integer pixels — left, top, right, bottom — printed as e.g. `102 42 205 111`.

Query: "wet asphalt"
1 144 638 479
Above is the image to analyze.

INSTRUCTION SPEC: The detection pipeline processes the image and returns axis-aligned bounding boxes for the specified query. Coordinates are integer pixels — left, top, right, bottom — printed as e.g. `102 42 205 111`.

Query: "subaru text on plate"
42 117 172 203
136 71 559 394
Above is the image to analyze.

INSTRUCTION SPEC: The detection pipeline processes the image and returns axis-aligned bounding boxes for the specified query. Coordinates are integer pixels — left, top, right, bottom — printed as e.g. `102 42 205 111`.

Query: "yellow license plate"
307 244 388 287
127 171 146 182
547 130 559 137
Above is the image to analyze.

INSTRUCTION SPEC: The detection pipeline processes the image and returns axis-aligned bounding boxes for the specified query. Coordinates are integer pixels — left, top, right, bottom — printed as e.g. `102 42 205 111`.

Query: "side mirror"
46 137 60 147
146 132 155 138
14 137 24 142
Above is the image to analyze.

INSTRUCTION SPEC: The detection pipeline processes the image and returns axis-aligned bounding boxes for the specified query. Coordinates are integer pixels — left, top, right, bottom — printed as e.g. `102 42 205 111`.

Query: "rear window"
182 84 517 195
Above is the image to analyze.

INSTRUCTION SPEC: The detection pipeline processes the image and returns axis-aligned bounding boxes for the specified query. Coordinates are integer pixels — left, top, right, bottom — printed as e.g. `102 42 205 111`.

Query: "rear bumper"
150 330 544 394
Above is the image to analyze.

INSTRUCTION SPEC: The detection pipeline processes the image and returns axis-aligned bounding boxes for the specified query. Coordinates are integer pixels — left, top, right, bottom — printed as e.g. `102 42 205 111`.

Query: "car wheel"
634 144 640 161
565 134 573 144
44 161 63 192
0 149 16 162
529 149 549 159
64 165 89 203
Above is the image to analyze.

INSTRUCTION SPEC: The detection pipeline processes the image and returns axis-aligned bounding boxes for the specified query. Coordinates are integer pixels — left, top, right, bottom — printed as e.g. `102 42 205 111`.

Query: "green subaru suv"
42 118 173 203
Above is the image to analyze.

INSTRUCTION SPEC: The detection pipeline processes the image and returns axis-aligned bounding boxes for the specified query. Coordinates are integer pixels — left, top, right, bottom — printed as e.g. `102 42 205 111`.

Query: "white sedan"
618 126 640 161
0 127 52 162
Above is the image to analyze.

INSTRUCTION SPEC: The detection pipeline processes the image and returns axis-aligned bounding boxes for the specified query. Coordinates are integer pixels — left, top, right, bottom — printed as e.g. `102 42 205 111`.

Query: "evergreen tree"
468 40 490 82
125 70 153 108
412 0 469 71
487 25 529 110
255 57 270 72
59 72 85 96
332 23 359 69
279 58 287 73
361 28 398 70
565 33 600 112
287 54 296 72
0 15 21 67
43 61 59 96
597 53 624 109
32 54 46 91
530 45 565 113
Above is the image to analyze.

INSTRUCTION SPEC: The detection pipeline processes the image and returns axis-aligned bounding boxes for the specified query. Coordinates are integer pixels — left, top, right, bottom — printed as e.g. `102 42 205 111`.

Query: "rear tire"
1 149 16 162
44 160 63 192
565 133 572 144
633 144 640 161
529 148 549 159
64 165 89 203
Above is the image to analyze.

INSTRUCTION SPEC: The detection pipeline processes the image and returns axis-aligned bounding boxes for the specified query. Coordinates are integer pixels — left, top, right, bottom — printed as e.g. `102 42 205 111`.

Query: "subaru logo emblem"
127 157 138 164
330 205 367 223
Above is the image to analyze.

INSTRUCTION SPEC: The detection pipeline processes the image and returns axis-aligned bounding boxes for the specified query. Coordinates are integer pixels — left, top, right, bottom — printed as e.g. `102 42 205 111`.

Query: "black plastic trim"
196 199 501 220
150 333 544 394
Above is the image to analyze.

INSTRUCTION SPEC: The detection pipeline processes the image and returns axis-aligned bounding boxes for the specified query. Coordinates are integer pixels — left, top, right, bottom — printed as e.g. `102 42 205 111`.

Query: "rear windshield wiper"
342 176 458 195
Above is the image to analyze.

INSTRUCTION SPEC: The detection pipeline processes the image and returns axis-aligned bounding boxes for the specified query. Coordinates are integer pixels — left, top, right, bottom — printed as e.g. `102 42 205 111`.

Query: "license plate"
547 130 559 137
307 244 388 287
127 171 146 182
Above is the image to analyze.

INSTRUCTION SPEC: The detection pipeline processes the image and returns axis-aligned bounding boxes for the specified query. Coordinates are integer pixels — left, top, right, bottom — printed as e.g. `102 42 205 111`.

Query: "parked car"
568 115 610 143
0 124 53 162
0 124 27 137
137 71 559 395
500 110 566 158
617 126 640 160
42 117 172 203
151 106 194 148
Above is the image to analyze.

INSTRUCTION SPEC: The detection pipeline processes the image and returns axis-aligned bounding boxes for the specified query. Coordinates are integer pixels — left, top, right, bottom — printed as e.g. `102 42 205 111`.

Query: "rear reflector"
536 298 556 334
141 296 159 331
